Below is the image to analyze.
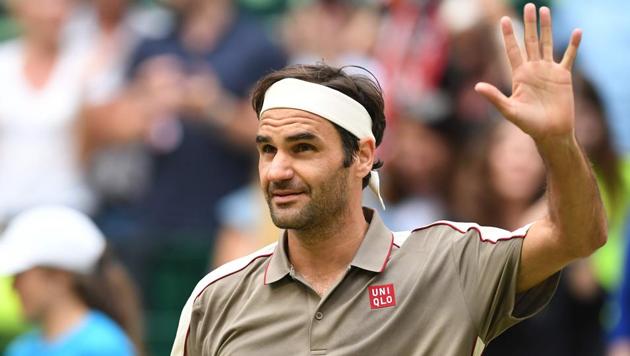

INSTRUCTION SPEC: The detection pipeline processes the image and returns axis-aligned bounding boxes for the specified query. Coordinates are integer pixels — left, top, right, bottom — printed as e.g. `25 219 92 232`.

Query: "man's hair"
251 64 386 188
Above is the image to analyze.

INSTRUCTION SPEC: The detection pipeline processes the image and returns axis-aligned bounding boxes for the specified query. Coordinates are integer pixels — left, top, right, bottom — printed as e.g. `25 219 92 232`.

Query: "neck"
99 16 122 34
24 38 59 61
287 204 369 295
41 295 89 341
21 39 59 90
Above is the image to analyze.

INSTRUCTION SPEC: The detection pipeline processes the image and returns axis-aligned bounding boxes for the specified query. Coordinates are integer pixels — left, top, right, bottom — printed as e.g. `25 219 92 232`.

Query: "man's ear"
356 138 376 179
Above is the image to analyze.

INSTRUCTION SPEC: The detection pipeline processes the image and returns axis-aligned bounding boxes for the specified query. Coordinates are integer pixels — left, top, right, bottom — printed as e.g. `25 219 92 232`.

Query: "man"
172 4 607 355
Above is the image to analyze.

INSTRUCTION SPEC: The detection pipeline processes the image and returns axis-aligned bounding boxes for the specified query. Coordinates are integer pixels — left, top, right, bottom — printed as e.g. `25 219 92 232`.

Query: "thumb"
475 82 513 119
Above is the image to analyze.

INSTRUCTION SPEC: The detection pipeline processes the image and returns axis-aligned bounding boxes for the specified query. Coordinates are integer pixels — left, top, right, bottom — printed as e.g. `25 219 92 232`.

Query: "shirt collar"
264 208 394 285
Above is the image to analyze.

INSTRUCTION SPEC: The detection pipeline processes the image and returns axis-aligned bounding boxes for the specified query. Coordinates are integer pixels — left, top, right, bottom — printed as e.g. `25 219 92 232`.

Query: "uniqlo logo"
368 283 396 309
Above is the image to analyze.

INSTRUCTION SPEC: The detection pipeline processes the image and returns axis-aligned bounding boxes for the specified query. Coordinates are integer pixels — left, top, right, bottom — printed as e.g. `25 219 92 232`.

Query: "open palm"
475 4 582 142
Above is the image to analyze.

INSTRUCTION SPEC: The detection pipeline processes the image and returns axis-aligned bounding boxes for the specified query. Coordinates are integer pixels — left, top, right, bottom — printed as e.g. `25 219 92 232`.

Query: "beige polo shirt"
171 209 559 356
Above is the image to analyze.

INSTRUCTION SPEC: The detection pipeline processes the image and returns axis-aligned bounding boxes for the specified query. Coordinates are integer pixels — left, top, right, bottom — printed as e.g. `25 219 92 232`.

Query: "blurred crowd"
0 0 628 355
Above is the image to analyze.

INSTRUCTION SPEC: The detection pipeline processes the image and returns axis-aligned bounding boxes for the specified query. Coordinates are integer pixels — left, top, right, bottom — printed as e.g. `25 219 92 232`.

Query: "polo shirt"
172 209 559 356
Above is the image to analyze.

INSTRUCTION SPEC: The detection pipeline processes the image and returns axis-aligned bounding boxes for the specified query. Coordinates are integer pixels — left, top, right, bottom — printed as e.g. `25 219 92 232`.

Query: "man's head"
251 64 386 229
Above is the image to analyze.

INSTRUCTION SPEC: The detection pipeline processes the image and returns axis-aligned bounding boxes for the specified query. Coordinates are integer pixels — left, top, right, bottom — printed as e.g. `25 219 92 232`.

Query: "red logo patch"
368 283 396 309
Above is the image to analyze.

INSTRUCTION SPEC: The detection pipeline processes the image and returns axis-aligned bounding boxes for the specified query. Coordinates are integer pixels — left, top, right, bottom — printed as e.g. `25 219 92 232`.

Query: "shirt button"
315 311 324 320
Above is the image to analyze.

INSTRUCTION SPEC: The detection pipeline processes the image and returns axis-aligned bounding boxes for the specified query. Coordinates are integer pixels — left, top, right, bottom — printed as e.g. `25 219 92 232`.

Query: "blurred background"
0 0 628 355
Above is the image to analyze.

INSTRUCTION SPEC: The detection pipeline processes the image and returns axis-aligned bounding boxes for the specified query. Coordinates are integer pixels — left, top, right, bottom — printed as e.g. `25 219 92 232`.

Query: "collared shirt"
171 209 559 356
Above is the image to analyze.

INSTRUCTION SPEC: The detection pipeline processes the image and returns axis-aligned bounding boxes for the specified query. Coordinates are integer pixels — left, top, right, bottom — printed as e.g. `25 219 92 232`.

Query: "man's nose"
266 152 295 182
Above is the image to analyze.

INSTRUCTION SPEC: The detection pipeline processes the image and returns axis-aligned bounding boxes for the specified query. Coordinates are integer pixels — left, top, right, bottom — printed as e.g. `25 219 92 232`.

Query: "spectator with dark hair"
450 120 546 230
0 206 143 356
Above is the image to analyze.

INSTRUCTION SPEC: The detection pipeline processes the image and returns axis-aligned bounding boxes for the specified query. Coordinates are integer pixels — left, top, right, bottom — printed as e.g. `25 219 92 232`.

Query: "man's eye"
261 145 276 154
294 143 314 153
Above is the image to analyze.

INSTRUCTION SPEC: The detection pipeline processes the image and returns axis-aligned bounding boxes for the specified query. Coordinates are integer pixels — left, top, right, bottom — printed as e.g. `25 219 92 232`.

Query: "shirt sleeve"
170 287 198 356
185 297 207 356
449 223 560 343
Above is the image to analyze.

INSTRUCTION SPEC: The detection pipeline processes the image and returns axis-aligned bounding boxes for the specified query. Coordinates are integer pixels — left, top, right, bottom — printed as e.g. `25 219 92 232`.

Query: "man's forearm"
537 133 607 258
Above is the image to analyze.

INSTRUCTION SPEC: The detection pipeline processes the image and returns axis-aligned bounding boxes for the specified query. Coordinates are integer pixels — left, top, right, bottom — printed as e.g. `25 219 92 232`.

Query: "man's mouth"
270 191 305 204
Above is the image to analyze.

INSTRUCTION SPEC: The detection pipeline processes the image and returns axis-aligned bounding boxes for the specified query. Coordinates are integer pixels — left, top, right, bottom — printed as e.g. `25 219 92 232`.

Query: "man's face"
256 109 352 230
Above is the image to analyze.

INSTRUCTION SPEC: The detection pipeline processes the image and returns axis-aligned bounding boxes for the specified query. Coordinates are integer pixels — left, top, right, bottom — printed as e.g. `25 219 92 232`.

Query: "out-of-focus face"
257 108 362 230
387 119 450 193
488 122 545 203
161 0 195 12
95 0 129 20
12 267 69 322
12 0 74 46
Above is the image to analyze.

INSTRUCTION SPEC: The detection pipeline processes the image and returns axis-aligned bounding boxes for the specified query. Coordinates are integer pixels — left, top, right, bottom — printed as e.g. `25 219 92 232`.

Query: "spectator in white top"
0 0 93 224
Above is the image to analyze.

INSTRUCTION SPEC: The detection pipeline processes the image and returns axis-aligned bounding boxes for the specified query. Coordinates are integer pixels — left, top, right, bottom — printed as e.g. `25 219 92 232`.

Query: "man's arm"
475 3 607 292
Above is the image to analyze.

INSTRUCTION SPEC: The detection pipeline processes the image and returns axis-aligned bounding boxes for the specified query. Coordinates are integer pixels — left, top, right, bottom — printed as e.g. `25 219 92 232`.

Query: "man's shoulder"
395 220 530 249
170 244 277 356
191 243 277 305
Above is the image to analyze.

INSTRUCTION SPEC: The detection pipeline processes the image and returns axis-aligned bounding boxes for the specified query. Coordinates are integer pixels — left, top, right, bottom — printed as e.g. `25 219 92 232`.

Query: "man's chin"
269 209 309 229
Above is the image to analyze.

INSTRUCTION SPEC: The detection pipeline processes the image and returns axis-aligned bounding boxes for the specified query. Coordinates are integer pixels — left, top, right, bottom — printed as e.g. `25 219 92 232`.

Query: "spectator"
571 74 630 355
0 0 95 224
118 0 286 238
450 120 546 229
75 0 173 219
377 0 449 123
0 206 143 356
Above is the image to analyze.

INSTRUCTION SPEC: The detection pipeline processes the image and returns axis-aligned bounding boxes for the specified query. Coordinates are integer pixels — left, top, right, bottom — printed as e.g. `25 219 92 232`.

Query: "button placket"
309 267 358 353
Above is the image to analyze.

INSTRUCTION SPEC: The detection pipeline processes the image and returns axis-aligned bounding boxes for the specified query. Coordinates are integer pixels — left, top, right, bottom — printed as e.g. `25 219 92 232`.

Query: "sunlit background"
0 0 628 355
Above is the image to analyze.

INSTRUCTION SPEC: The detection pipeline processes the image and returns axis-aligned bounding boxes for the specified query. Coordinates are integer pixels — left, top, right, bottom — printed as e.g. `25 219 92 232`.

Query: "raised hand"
475 3 582 143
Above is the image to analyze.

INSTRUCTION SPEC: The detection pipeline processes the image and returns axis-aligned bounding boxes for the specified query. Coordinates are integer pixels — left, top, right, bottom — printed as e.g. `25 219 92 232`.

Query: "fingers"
501 17 523 70
523 3 540 60
561 29 582 70
539 6 553 61
474 82 513 119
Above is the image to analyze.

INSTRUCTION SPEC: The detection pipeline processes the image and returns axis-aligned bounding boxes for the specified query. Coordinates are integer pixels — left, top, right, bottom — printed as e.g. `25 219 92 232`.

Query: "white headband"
260 78 385 209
